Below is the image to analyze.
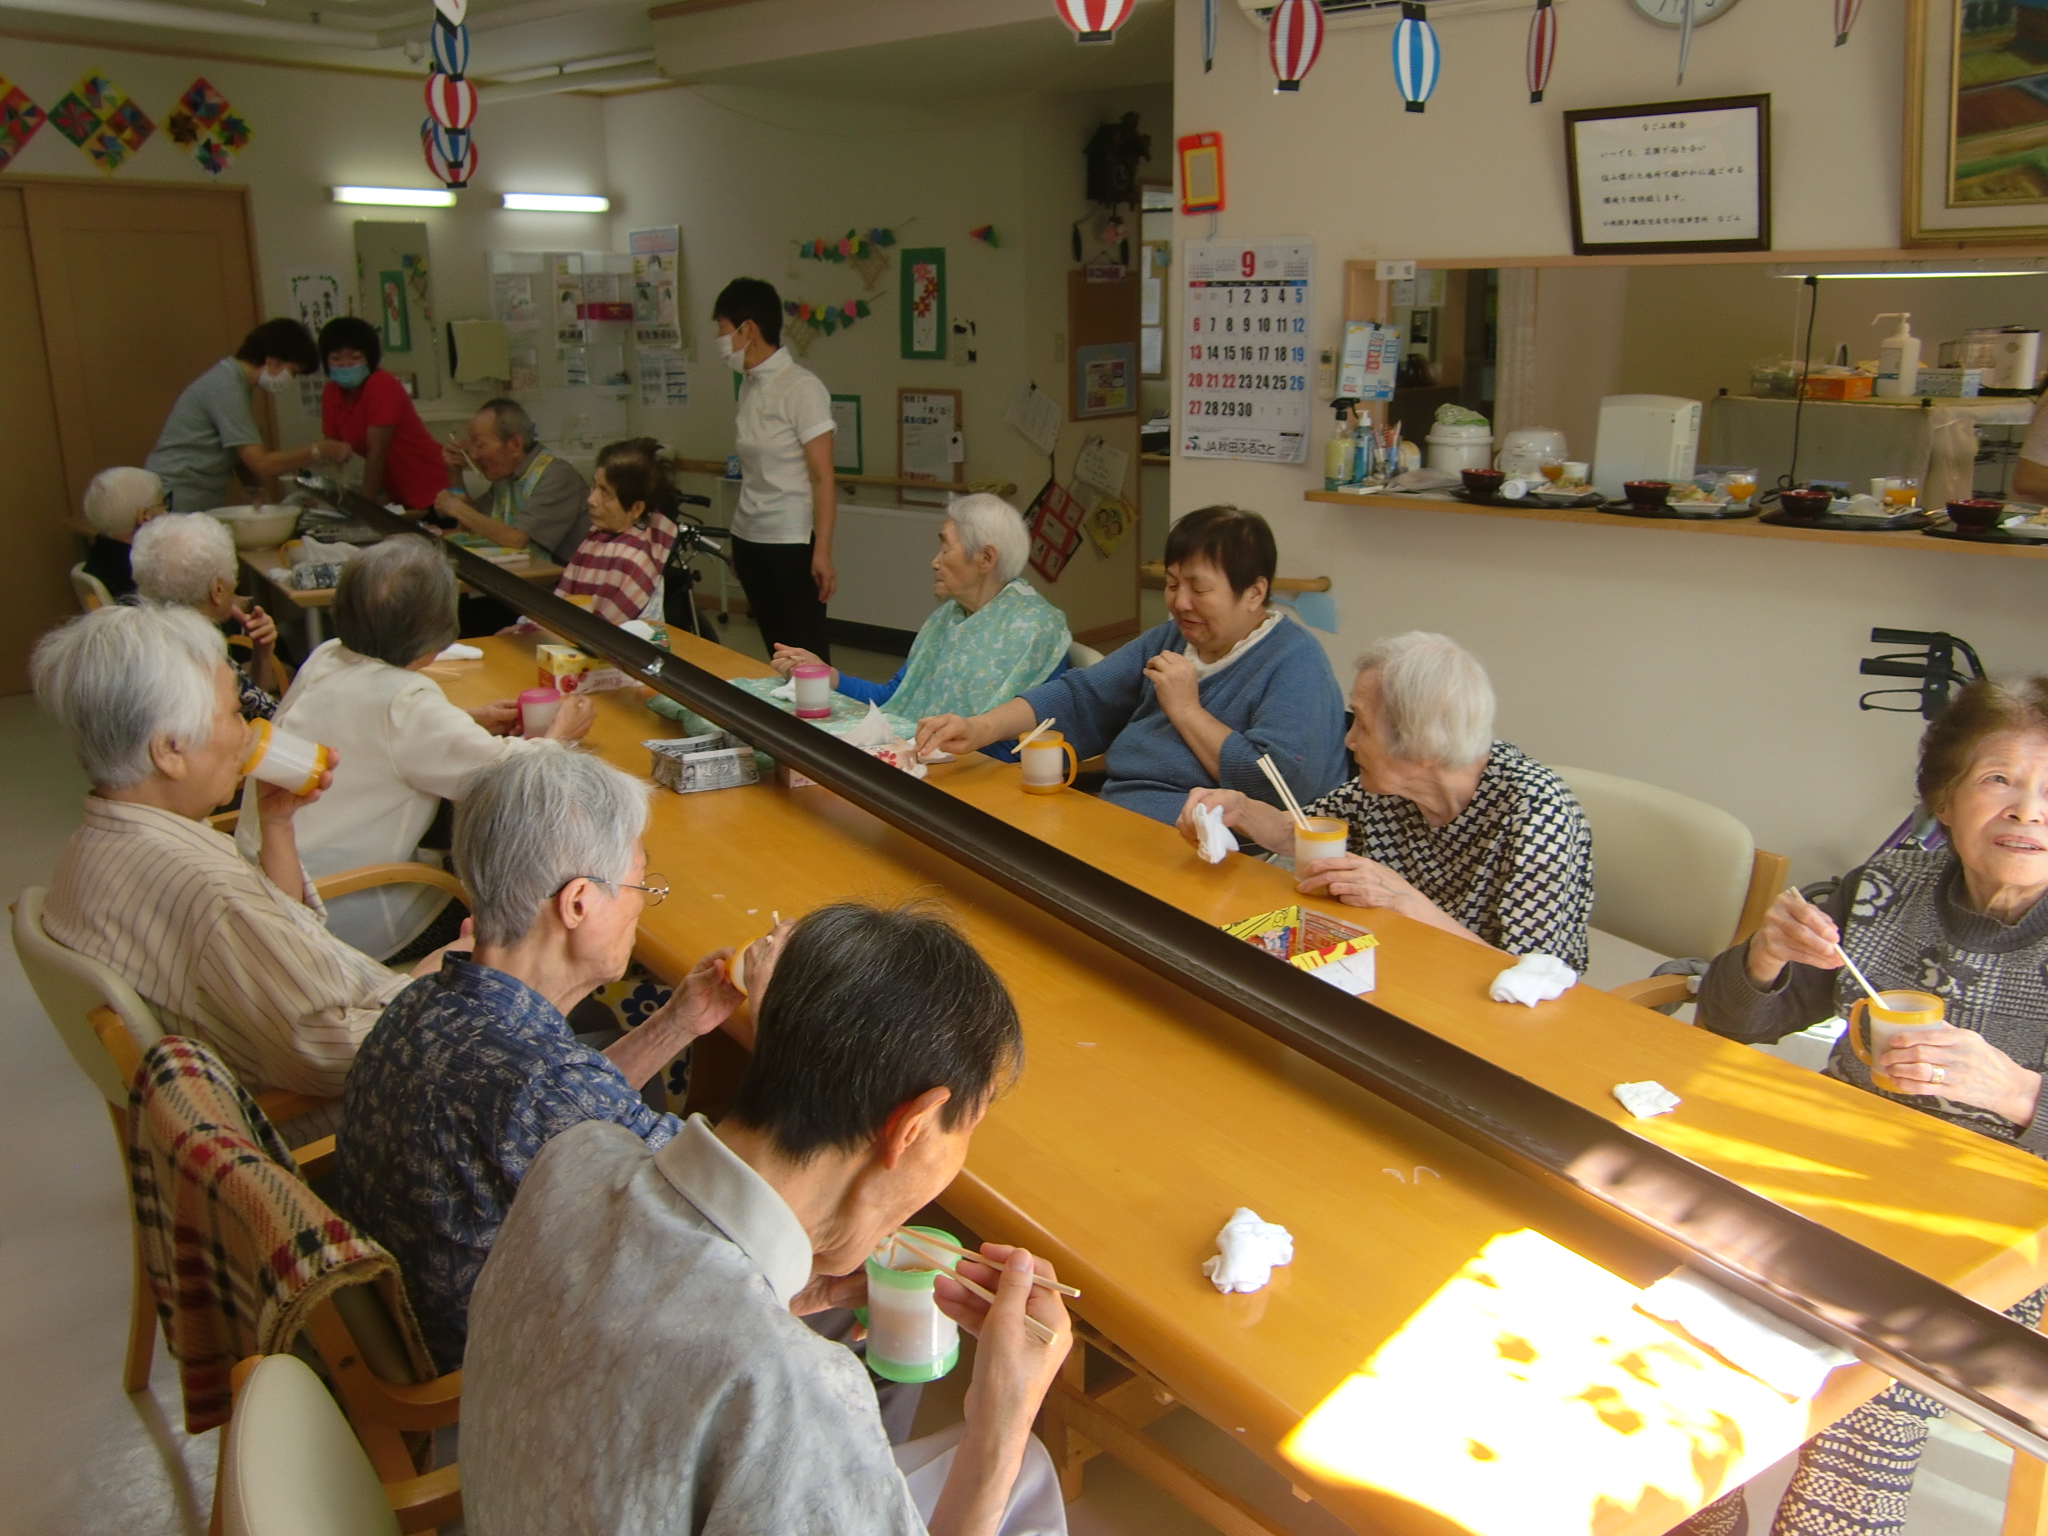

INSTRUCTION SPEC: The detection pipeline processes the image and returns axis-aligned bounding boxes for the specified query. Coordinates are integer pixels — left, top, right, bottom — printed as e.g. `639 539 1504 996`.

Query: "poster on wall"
1179 239 1312 464
900 247 947 360
1074 343 1136 420
1905 0 2048 243
287 271 343 336
1025 479 1086 583
378 270 411 352
1563 95 1771 256
630 226 682 346
552 256 584 346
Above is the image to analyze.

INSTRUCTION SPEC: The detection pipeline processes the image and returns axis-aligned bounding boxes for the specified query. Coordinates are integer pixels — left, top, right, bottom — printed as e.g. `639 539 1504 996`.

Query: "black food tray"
1595 500 1760 521
1449 488 1603 509
1922 525 2048 547
1761 510 1935 533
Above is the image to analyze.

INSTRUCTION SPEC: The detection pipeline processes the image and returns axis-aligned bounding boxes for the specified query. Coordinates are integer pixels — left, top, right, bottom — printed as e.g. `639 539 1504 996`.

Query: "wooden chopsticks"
1256 753 1311 832
893 1228 1081 1296
883 1229 1068 1344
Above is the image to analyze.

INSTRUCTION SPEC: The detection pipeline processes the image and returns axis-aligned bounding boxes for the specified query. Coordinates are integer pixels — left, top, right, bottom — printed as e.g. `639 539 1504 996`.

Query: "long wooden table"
243 541 562 652
434 633 2048 1536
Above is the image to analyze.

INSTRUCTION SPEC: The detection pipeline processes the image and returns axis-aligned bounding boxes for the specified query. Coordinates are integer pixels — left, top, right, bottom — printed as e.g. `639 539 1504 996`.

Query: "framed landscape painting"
1906 0 2048 242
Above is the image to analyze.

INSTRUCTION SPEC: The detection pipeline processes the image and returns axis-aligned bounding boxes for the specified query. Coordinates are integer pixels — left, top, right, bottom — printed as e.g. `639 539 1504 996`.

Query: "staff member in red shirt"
318 316 448 510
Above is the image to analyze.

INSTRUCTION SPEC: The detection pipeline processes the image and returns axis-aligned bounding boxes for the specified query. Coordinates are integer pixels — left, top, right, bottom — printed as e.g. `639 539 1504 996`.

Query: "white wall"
1172 0 2045 886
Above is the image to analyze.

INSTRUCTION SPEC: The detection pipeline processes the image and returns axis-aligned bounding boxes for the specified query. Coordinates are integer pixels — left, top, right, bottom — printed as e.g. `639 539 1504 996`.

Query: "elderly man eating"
334 744 745 1372
31 604 429 1101
431 397 590 563
463 902 1072 1536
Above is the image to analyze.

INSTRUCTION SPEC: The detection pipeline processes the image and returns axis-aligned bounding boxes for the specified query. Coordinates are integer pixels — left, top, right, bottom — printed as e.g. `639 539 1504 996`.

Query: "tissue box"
647 734 760 794
538 643 632 695
1916 366 1982 397
1798 372 1873 400
1223 905 1379 994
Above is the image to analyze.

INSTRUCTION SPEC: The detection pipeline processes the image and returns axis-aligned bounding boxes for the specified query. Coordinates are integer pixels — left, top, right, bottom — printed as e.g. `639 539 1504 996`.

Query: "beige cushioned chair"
1550 766 1786 1008
219 1354 403 1536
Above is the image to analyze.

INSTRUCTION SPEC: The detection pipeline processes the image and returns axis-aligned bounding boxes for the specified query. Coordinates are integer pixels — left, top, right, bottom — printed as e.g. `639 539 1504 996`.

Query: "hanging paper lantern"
421 120 476 187
1391 2 1440 114
1526 0 1556 103
1833 0 1863 46
1202 0 1217 72
1053 0 1135 44
429 18 469 78
1268 0 1324 92
1675 0 1694 84
424 71 477 132
430 0 465 24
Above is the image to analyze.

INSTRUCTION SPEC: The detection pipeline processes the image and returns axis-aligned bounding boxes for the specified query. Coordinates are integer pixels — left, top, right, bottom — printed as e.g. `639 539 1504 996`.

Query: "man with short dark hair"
713 276 839 660
145 318 351 512
463 902 1071 1536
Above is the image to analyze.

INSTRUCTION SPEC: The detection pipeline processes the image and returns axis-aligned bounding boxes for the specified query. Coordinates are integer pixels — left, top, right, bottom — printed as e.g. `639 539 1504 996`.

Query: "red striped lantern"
1268 0 1324 92
1526 0 1556 103
1054 0 1136 44
1833 0 1863 46
424 70 477 133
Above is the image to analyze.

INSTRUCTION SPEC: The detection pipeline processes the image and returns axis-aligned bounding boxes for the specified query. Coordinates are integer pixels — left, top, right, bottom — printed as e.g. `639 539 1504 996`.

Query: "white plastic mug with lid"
860 1227 962 1383
1848 988 1950 1102
240 719 334 797
1294 815 1349 872
519 686 562 738
791 662 832 719
1020 731 1078 793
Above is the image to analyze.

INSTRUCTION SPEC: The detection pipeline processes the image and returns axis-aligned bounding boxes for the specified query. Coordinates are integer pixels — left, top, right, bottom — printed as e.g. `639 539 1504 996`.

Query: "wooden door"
22 179 261 508
0 187 82 694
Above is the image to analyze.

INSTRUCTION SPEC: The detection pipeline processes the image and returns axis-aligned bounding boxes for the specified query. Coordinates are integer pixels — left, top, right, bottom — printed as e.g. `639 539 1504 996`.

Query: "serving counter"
429 631 2048 1536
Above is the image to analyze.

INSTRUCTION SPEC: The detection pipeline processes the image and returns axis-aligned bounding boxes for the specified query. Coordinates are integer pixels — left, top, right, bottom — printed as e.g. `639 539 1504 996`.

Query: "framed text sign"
1564 94 1771 256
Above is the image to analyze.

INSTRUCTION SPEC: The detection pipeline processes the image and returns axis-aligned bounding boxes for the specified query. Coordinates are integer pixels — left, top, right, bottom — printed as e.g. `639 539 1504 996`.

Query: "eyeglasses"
557 873 669 907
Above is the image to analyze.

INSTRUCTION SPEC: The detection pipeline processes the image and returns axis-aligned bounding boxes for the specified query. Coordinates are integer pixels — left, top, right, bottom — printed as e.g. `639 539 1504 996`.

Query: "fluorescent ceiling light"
501 192 610 213
1768 261 2048 279
331 185 456 207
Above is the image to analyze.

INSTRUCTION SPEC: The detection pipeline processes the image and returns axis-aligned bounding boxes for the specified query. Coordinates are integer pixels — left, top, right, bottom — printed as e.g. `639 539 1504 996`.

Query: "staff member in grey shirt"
144 318 350 513
464 902 1071 1536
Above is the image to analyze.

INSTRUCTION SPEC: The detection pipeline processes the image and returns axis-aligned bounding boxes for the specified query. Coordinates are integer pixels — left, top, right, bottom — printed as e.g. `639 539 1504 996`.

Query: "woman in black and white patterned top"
1178 631 1593 971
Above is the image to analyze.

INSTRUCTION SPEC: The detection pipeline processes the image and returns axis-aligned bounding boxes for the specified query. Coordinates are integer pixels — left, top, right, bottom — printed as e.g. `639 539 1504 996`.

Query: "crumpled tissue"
1637 1271 1852 1400
1201 1207 1294 1295
1193 803 1239 864
843 703 927 779
1489 953 1577 1006
618 619 659 642
434 643 483 662
1613 1080 1681 1119
767 678 797 702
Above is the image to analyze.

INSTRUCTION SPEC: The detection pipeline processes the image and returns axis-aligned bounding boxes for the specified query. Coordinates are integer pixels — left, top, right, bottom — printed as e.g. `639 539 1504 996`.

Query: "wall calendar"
1179 240 1313 464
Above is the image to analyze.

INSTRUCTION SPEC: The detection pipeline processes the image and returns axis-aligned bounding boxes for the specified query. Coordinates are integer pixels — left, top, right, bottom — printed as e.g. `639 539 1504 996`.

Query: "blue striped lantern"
429 17 469 80
1391 2 1440 115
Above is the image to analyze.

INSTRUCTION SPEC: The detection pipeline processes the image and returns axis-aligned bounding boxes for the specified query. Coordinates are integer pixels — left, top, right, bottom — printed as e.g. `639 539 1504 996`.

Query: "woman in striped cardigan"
553 438 679 626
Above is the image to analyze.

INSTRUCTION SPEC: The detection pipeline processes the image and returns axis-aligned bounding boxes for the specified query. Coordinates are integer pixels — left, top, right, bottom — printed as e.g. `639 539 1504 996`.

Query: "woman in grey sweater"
1682 675 2048 1536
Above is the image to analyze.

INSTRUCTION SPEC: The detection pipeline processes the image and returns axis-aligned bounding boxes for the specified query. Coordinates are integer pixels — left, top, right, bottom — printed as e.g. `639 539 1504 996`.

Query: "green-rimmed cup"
860 1226 962 1384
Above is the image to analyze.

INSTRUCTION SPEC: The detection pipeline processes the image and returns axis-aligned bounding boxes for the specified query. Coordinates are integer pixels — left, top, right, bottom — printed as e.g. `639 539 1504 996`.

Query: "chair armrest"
292 1135 336 1181
254 1088 336 1128
306 1301 463 1433
91 1006 143 1085
387 1464 462 1534
313 863 468 903
1610 975 1696 1010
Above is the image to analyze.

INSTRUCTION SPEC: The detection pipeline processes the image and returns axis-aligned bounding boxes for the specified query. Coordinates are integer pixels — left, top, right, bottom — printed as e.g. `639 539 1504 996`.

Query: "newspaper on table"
646 731 760 795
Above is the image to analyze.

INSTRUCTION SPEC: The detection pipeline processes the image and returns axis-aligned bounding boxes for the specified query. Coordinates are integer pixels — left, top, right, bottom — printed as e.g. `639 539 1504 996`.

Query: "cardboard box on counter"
1916 367 1983 397
538 643 632 694
646 733 760 794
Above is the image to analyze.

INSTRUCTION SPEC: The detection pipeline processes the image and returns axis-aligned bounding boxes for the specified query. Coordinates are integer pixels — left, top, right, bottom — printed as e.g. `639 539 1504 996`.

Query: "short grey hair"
132 514 236 609
1355 631 1495 767
476 397 534 451
334 537 458 667
83 467 163 537
947 493 1030 585
30 604 226 789
454 744 651 947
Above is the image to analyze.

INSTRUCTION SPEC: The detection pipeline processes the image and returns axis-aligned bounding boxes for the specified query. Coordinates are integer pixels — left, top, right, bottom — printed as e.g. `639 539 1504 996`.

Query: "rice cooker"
1495 428 1569 477
1426 421 1494 473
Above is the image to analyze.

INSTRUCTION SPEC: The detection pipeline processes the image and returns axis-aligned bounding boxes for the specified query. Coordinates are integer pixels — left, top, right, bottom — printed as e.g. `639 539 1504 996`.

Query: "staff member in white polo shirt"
712 278 837 660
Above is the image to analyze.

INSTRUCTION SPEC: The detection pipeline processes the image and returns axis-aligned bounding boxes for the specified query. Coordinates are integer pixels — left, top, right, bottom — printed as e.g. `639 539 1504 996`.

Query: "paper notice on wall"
509 346 538 392
492 274 536 325
552 256 584 346
1073 435 1130 494
630 226 682 346
1181 239 1313 464
287 271 343 336
564 346 589 386
1004 382 1063 457
637 349 689 408
1339 319 1401 402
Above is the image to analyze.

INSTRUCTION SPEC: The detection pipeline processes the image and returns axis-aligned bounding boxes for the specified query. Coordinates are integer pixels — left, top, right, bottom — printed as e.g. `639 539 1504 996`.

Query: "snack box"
1223 905 1379 995
1915 366 1983 397
538 642 632 695
646 733 761 794
1798 372 1874 401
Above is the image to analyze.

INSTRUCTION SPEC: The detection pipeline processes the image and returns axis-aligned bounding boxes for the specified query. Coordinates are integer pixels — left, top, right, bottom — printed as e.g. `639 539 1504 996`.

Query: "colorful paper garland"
782 296 872 337
0 75 48 171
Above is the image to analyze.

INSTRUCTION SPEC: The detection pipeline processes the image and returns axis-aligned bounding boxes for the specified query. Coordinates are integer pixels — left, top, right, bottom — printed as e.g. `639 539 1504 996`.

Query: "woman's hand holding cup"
770 644 836 686
544 693 596 743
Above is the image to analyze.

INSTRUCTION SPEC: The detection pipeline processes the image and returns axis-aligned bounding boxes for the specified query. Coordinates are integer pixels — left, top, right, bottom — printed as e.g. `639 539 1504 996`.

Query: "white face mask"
256 366 294 396
717 330 749 374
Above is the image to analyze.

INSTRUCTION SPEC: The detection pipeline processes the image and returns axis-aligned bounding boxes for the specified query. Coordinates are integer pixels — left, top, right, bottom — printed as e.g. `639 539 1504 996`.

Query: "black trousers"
731 535 830 661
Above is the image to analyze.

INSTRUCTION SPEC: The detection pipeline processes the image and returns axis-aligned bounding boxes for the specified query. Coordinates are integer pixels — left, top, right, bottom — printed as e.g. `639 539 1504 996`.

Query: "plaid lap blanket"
554 511 677 626
125 1035 433 1432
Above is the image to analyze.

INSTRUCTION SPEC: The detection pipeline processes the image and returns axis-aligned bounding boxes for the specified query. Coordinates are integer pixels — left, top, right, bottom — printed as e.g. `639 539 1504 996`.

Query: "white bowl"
209 505 301 550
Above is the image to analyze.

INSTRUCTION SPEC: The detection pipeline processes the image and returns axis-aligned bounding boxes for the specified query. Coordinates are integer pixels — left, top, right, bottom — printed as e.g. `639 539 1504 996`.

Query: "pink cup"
519 686 562 737
792 662 832 719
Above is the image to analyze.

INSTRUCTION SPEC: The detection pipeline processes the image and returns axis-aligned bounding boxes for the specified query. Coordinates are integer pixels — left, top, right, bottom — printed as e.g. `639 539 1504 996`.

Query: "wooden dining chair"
1549 765 1787 1009
69 563 113 612
215 1354 404 1536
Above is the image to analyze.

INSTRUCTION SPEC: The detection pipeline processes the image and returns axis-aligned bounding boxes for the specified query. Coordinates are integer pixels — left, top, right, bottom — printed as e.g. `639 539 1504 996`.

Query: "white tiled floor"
0 648 2013 1536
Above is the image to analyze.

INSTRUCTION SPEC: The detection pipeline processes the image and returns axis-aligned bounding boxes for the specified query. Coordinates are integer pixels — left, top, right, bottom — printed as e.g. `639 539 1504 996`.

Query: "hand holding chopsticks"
885 1229 1068 1345
1783 886 1885 1005
892 1228 1081 1297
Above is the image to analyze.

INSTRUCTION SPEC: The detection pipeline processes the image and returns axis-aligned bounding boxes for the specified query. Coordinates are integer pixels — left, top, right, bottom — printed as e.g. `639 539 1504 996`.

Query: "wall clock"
1628 0 1742 24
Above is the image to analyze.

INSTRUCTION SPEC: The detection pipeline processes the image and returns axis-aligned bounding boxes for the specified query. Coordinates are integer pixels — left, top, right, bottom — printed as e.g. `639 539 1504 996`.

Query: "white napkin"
1201 1207 1294 1295
1193 803 1239 864
1637 1272 1853 1400
618 619 658 641
1613 1080 1680 1119
1489 953 1576 1006
843 702 893 749
767 678 797 702
435 643 483 661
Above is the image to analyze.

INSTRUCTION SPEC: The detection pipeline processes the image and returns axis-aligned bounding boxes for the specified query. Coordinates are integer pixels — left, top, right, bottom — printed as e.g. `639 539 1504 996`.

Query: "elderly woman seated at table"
1677 676 2048 1536
915 505 1347 821
335 743 748 1373
1178 631 1594 973
31 603 438 1101
771 493 1069 759
79 466 167 602
549 437 680 625
237 536 594 963
130 512 280 721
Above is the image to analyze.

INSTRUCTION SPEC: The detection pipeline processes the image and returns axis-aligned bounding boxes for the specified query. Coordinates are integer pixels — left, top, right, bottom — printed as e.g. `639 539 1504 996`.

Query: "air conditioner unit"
1236 0 1556 29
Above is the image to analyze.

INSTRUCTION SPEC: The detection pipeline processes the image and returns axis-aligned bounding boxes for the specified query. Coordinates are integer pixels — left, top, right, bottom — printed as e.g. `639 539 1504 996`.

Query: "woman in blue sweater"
915 505 1349 824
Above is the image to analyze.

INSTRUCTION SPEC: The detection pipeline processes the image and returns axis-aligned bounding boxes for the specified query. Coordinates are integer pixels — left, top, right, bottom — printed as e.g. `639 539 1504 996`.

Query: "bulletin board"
898 387 961 507
1066 269 1140 421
